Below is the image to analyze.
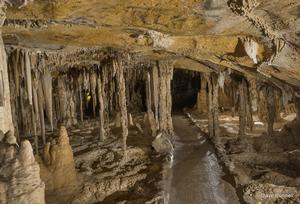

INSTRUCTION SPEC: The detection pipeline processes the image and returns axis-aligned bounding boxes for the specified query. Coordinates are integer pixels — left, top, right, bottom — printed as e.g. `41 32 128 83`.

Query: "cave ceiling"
3 0 300 88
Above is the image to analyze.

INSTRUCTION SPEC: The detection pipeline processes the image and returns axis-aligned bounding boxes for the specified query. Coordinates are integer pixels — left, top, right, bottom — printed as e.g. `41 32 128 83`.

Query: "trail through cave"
166 114 240 204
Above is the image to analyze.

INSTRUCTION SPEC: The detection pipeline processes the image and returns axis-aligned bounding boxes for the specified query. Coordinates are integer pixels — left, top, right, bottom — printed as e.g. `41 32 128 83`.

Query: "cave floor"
186 110 300 203
166 114 240 204
36 114 165 204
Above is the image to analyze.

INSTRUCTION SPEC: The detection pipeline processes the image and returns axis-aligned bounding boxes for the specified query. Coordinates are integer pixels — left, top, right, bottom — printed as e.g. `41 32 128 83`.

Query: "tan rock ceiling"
3 0 300 88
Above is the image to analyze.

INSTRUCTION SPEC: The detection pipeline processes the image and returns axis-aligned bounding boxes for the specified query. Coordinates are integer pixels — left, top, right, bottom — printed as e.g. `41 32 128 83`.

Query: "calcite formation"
0 0 299 203
0 140 45 204
39 126 78 192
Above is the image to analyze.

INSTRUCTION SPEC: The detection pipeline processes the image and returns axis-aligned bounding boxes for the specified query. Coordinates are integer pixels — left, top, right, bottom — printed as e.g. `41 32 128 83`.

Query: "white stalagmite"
25 51 33 105
41 69 53 131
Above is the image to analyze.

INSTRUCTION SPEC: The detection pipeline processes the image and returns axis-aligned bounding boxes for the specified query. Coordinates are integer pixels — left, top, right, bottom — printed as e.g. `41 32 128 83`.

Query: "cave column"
151 65 159 128
212 73 220 139
158 60 173 135
205 73 214 138
238 78 247 138
97 74 106 141
197 74 208 113
266 86 275 137
115 58 128 159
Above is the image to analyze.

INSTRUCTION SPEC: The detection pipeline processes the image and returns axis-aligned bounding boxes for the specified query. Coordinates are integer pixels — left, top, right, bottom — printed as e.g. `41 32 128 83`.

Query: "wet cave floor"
186 109 300 203
32 110 300 203
166 114 240 204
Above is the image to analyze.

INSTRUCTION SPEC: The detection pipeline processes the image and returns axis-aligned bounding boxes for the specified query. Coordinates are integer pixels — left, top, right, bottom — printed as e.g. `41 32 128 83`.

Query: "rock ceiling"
3 0 300 88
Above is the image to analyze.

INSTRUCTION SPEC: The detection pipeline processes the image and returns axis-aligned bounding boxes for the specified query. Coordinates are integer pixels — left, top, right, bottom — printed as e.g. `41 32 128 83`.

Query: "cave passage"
171 69 201 111
1 1 300 203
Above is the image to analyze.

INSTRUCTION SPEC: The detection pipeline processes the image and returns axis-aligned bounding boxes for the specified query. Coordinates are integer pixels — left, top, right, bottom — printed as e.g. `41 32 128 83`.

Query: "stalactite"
57 76 67 125
238 78 247 138
37 79 46 145
14 49 20 97
41 68 53 131
206 73 214 138
266 86 275 137
97 74 106 141
114 58 128 159
212 74 220 138
77 73 84 122
90 71 97 117
25 51 33 105
101 65 109 129
32 78 39 153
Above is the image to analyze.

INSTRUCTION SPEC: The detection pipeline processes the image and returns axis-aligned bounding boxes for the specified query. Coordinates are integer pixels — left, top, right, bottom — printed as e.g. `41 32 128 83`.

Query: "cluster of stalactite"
7 48 174 157
200 69 296 141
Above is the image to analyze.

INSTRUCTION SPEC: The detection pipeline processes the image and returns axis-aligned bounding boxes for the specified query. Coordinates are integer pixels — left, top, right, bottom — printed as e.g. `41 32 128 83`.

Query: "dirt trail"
167 114 240 204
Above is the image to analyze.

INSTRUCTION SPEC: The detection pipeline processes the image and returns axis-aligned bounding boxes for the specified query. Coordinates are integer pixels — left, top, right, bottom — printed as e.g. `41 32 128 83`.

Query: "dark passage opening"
171 69 201 111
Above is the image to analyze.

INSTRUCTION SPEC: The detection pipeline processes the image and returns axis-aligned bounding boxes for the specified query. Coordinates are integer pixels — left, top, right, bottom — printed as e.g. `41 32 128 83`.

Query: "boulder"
152 133 173 154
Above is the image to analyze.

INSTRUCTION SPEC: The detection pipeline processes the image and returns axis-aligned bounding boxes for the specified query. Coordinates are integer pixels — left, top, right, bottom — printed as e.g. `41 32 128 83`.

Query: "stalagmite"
206 73 214 138
25 51 32 105
128 113 134 126
41 69 53 131
238 78 247 138
266 86 275 137
97 75 106 141
115 59 128 159
37 80 46 145
212 74 220 138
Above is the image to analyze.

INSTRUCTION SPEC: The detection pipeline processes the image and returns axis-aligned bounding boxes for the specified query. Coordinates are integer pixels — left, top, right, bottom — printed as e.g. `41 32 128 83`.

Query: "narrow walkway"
167 114 240 204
